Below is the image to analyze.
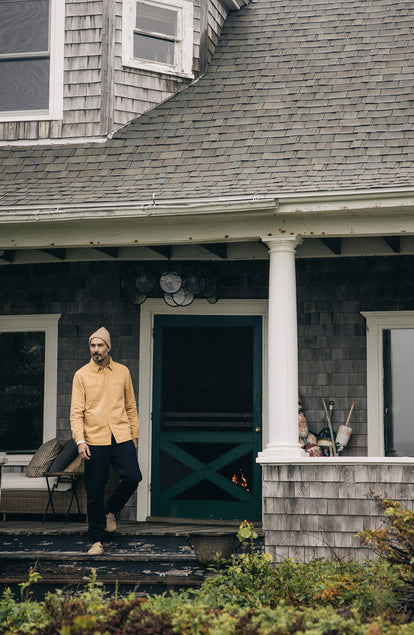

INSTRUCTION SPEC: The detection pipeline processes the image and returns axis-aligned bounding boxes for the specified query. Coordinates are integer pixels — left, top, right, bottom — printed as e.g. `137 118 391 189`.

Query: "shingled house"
1 0 414 561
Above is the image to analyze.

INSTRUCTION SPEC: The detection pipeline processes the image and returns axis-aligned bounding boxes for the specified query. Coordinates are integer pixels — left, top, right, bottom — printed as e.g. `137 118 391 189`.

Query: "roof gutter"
222 0 251 9
0 196 279 225
1 187 414 226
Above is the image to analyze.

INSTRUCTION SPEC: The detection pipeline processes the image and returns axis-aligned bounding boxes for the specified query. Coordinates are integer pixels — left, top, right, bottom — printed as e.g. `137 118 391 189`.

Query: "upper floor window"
123 0 194 78
0 0 64 121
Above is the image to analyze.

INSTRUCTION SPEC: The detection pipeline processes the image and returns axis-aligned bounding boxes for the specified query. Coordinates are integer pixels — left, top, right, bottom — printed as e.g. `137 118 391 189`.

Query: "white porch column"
258 236 306 461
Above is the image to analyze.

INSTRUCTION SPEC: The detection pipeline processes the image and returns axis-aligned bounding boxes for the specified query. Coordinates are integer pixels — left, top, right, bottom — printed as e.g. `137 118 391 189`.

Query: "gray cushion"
26 438 61 477
48 439 78 473
63 454 84 474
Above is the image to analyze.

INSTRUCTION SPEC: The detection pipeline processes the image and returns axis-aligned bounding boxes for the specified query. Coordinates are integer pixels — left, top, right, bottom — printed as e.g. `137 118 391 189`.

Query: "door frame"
137 299 268 521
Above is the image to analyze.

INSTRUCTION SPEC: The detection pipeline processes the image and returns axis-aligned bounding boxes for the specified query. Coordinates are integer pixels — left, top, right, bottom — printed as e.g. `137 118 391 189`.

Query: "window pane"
136 2 177 37
0 332 45 452
134 33 175 65
383 329 414 456
0 0 49 55
0 58 49 110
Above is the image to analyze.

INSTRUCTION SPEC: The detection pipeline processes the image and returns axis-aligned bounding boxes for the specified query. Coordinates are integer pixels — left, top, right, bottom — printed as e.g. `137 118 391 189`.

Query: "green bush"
358 498 414 574
0 520 411 634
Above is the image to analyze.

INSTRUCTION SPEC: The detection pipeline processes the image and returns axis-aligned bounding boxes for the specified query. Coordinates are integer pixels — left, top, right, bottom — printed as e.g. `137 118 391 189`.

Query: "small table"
43 471 82 523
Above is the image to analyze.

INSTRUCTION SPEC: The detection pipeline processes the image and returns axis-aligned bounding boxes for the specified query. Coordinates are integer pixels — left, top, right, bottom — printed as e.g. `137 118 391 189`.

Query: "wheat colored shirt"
70 357 140 446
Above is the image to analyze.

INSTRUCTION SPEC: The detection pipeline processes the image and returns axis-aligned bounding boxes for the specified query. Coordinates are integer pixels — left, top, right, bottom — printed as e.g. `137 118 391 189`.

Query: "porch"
2 211 414 563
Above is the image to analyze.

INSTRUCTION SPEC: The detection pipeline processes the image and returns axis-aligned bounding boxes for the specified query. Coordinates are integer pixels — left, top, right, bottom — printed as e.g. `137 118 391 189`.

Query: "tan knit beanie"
89 327 111 350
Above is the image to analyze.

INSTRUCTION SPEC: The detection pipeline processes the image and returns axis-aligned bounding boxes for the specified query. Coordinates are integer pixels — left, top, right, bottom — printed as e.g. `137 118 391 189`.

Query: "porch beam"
94 247 119 258
0 250 14 262
147 246 172 259
40 249 66 260
318 238 341 255
200 243 227 258
383 236 401 253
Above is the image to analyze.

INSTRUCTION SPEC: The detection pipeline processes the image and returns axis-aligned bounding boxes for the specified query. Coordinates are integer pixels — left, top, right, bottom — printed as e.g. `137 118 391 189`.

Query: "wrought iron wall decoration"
121 266 219 307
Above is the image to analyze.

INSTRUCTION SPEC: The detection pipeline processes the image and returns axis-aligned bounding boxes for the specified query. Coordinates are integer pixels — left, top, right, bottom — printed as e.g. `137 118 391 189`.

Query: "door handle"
255 427 262 433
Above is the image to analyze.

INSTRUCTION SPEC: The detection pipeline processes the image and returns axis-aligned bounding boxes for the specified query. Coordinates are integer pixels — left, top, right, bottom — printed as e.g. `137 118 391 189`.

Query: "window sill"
0 112 62 123
122 60 194 80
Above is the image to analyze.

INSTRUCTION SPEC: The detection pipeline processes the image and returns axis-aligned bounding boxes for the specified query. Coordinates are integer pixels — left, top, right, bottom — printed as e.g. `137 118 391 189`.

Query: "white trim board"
137 299 268 521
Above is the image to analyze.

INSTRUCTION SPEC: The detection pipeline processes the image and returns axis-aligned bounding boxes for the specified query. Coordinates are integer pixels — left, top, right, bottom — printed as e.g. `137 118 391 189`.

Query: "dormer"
0 0 248 145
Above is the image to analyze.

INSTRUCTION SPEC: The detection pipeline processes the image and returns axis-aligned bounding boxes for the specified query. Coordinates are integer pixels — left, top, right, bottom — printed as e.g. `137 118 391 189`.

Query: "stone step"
0 549 206 596
0 520 263 597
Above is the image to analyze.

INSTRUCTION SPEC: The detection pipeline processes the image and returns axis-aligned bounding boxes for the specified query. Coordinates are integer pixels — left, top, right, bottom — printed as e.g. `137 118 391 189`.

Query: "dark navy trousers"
84 435 142 542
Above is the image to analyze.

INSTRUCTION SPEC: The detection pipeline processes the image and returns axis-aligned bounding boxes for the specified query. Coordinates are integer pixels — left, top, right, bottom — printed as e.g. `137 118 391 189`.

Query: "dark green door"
151 315 262 521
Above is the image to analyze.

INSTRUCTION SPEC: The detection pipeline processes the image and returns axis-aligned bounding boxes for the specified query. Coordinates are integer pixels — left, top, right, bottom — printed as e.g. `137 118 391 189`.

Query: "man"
70 327 142 555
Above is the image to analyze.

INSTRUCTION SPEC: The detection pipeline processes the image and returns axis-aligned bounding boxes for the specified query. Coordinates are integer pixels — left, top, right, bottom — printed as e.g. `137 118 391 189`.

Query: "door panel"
151 315 262 520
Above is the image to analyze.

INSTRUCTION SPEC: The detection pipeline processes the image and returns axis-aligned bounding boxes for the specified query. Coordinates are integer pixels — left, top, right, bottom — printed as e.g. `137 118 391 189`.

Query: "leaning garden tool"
321 397 337 456
335 402 355 454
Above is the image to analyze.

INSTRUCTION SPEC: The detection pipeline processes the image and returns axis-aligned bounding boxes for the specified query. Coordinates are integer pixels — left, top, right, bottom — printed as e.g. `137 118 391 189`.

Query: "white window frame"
363 310 414 457
122 0 194 78
138 299 268 521
0 0 64 122
0 314 60 464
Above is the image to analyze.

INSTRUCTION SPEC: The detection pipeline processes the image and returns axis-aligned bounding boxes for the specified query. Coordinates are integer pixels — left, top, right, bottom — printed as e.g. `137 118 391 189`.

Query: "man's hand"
78 441 91 460
132 438 138 450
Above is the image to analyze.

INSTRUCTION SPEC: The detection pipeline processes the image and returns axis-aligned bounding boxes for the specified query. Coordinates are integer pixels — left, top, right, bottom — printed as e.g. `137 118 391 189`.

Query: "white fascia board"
2 189 414 251
277 189 414 216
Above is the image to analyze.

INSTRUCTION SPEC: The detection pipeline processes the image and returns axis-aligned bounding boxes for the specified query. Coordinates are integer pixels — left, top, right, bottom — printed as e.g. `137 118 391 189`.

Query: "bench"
0 468 87 520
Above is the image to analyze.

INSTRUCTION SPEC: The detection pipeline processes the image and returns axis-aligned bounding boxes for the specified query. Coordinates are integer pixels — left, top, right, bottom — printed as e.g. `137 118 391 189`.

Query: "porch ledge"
257 456 414 466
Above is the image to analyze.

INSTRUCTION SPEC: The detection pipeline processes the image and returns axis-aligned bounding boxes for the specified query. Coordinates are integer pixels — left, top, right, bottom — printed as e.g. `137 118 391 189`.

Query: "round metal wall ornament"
160 271 182 294
202 276 216 299
121 275 134 296
163 292 178 307
185 272 204 295
136 271 156 295
173 286 194 306
128 291 147 305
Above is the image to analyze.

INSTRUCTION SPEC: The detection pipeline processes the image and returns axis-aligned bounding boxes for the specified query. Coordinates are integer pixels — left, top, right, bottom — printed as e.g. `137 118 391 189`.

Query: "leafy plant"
358 498 414 574
0 568 46 634
0 531 409 634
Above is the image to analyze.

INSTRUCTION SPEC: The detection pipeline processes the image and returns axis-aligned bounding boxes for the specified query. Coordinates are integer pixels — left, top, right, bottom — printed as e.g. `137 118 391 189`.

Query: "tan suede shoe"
105 512 117 533
88 541 104 556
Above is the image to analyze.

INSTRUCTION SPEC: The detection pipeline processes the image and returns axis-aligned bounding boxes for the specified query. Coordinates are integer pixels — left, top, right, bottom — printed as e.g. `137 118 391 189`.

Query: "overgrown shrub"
358 498 414 574
0 520 411 634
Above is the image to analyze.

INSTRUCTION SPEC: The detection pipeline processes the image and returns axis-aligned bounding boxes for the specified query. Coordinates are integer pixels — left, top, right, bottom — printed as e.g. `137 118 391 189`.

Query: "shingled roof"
1 0 413 208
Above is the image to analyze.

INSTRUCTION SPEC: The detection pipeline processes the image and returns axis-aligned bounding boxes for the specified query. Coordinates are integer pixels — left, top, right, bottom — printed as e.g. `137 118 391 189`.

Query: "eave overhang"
1 188 414 252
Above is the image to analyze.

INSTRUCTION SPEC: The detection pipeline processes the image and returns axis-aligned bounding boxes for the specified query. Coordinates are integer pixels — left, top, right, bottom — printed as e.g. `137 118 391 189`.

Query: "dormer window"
123 0 194 78
0 0 64 121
